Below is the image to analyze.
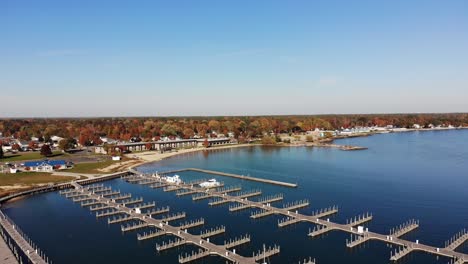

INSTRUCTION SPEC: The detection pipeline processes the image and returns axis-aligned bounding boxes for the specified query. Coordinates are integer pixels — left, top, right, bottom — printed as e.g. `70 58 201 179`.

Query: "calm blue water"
3 129 468 264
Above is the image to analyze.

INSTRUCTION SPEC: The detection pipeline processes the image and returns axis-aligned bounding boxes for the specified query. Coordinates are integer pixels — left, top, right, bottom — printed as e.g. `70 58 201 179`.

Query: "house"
50 136 64 148
1 144 12 152
413 124 421 129
23 160 68 172
14 140 30 151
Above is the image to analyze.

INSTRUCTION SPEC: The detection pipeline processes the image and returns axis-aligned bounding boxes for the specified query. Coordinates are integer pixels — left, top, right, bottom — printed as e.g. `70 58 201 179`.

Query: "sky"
1 0 467 117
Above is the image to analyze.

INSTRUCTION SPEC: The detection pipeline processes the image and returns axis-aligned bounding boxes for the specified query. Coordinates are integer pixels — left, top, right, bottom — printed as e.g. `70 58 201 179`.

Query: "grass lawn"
1 151 65 162
0 172 71 186
66 160 118 174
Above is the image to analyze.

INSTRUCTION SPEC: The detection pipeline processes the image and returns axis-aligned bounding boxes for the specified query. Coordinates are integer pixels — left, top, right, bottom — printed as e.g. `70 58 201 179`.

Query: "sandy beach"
112 144 254 171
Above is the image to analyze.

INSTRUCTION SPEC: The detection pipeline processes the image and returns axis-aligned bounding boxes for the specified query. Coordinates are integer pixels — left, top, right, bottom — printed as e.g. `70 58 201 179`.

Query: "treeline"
1 113 467 144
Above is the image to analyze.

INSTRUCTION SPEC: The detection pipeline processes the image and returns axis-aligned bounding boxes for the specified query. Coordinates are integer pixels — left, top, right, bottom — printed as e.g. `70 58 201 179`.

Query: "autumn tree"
160 124 178 136
118 146 126 153
12 143 21 151
261 136 276 145
182 128 195 139
58 138 75 151
104 143 115 155
40 144 52 157
1 114 468 144
203 139 209 148
145 143 153 151
78 134 90 146
208 120 220 132
93 136 103 146
28 141 38 150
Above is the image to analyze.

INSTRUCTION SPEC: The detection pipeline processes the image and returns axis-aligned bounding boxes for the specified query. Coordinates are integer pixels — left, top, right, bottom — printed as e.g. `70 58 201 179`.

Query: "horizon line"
0 111 467 120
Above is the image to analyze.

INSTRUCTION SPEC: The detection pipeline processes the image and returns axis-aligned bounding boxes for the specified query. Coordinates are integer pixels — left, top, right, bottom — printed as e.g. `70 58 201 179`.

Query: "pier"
160 168 298 188
179 218 205 230
0 211 49 264
61 181 281 264
2 166 467 264
126 171 468 264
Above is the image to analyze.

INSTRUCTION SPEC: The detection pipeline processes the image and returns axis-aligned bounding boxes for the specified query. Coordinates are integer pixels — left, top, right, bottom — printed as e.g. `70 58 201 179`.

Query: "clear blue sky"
1 0 467 117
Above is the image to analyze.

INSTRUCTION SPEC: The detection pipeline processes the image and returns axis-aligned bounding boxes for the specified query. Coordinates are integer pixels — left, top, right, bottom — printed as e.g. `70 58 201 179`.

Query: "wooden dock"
0 231 17 264
2 167 466 264
62 182 280 264
161 168 298 188
126 171 468 264
0 211 49 264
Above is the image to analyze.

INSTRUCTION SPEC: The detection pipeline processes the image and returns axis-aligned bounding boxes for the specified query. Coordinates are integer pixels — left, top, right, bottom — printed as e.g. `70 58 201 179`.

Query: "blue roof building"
24 160 66 167
23 160 67 172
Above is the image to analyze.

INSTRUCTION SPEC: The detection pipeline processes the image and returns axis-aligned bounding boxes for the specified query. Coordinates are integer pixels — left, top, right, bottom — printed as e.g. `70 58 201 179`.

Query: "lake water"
3 129 468 264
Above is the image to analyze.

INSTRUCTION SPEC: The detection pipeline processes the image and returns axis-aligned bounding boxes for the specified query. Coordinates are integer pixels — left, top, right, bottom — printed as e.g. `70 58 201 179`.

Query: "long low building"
23 160 69 172
95 138 232 154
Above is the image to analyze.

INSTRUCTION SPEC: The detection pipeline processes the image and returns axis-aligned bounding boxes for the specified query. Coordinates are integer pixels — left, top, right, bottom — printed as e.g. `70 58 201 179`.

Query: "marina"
59 181 284 264
122 170 468 263
1 130 468 263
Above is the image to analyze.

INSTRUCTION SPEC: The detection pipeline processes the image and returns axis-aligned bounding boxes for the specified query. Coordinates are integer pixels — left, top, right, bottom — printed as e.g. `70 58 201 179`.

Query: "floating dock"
161 168 298 188
125 171 468 264
60 181 281 264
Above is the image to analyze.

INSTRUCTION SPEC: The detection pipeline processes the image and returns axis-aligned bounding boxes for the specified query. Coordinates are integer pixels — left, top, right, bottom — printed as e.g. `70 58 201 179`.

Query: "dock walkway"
0 233 16 264
161 168 297 188
0 211 48 264
65 182 278 264
127 171 468 263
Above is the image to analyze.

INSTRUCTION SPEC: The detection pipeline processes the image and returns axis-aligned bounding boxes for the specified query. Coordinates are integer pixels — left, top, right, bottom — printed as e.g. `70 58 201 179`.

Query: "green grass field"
1 151 65 162
0 172 70 186
66 160 117 173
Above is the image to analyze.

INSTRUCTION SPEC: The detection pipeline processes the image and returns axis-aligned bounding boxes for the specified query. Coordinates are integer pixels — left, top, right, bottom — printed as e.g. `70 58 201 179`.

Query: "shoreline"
125 127 468 171
3 127 466 196
124 143 255 171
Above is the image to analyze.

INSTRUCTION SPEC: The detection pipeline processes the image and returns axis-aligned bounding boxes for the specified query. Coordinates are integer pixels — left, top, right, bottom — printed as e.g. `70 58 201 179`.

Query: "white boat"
165 175 182 184
199 179 221 188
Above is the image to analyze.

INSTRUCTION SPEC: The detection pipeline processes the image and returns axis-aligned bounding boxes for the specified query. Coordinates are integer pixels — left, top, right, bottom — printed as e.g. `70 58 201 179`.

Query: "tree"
145 143 153 151
160 124 178 136
58 139 69 151
92 136 103 146
12 143 21 151
182 128 195 139
323 132 333 138
261 136 276 145
40 144 52 157
78 134 90 146
28 141 38 150
208 120 220 132
58 138 75 151
203 139 209 148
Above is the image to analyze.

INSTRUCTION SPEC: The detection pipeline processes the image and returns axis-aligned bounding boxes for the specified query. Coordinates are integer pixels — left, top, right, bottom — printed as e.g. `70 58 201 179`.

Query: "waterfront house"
23 160 68 172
